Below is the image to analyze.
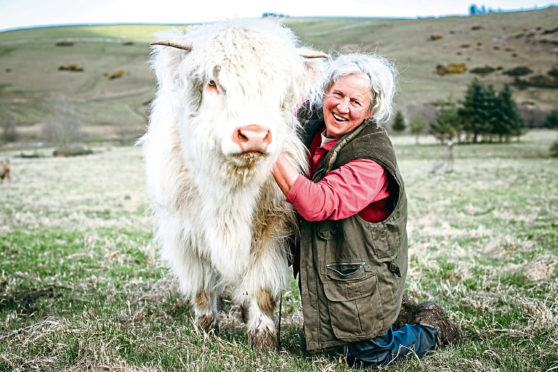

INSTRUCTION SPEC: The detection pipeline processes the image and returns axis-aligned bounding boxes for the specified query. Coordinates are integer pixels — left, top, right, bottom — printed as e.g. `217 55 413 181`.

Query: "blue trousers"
346 324 438 369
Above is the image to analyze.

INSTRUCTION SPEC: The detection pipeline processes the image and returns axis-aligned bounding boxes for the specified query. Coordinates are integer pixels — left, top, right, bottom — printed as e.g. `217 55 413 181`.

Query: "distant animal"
141 20 326 349
0 158 11 184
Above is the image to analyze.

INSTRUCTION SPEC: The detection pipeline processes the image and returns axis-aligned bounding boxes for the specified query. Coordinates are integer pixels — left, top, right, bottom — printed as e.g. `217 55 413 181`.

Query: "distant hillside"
0 7 556 143
286 7 558 127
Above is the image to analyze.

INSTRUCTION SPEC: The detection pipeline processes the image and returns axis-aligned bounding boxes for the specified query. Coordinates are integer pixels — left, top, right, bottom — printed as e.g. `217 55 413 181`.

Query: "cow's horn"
297 48 329 59
151 40 193 51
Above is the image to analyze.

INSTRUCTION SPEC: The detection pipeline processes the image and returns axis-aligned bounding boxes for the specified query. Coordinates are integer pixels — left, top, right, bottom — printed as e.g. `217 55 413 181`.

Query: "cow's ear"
297 56 327 97
299 48 328 87
150 39 192 91
304 59 326 84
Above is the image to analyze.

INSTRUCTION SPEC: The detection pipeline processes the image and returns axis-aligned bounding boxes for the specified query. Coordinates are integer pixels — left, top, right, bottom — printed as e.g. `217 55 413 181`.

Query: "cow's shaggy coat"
141 20 322 349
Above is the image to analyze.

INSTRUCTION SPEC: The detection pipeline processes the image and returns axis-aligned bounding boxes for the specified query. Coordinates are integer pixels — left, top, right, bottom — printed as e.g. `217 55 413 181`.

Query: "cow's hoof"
247 328 278 351
196 314 219 334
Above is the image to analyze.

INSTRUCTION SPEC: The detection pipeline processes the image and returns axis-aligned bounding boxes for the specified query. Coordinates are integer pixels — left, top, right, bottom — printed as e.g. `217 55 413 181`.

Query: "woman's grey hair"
311 53 398 126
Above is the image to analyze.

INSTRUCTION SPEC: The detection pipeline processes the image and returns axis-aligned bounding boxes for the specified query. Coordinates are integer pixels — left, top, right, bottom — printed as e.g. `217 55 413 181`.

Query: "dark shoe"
393 294 419 329
415 301 463 347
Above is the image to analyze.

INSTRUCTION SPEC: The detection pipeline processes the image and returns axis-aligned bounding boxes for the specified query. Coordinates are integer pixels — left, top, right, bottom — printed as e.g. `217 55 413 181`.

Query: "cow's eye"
208 80 216 87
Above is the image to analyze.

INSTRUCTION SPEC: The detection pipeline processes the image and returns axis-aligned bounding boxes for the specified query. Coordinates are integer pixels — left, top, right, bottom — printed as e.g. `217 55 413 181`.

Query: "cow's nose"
232 124 272 154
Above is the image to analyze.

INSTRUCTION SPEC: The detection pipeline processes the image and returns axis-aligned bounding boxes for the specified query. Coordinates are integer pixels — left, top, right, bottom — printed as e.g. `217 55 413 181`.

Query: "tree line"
392 79 528 144
469 4 502 15
433 80 523 143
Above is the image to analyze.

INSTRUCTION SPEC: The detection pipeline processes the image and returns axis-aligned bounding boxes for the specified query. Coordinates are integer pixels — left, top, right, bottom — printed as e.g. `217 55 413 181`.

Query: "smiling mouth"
332 113 348 122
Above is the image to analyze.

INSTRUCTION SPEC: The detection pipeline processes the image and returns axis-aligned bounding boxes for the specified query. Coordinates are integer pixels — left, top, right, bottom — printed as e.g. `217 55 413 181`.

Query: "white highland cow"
141 20 326 349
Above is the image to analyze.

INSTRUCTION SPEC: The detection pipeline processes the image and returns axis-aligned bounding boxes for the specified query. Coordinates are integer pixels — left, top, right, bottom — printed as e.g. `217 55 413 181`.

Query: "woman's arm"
272 152 301 196
273 154 389 221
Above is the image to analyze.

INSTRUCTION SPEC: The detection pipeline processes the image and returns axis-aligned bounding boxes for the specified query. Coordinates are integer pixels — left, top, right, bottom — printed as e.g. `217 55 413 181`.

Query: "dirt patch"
0 287 62 314
523 261 556 281
137 277 180 304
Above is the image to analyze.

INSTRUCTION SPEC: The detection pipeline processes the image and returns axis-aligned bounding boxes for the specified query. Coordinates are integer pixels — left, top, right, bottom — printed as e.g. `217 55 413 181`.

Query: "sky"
0 0 556 32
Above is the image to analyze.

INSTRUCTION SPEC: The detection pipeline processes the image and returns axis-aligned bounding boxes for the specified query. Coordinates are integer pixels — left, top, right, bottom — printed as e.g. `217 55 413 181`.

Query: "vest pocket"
326 262 365 279
322 274 379 340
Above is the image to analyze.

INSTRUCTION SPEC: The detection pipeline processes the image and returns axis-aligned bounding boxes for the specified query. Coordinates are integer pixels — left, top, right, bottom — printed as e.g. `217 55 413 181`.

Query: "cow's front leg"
160 227 221 334
243 288 279 350
193 289 220 333
235 234 289 350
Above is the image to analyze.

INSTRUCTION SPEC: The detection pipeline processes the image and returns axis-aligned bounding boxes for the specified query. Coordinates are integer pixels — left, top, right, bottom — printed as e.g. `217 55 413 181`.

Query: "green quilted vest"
299 118 408 350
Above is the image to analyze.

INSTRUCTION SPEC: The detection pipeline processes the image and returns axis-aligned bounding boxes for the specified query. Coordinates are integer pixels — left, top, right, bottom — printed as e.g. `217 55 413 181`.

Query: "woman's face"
322 74 374 138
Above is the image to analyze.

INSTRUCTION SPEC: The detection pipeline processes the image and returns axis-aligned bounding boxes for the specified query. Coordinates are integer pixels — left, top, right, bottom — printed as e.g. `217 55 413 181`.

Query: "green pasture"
1 131 556 371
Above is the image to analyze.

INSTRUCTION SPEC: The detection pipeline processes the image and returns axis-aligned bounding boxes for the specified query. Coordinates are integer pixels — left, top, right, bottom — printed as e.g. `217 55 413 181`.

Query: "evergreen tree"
459 79 498 143
431 102 459 145
480 83 500 142
410 116 427 144
392 110 406 133
458 79 482 142
544 109 558 129
495 84 523 141
440 80 524 144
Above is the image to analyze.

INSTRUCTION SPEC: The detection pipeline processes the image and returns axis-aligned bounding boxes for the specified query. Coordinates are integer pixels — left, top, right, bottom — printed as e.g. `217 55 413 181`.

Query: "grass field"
1 131 556 371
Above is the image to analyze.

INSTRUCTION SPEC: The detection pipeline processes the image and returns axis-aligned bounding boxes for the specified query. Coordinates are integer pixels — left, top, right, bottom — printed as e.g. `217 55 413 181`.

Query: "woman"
273 53 462 368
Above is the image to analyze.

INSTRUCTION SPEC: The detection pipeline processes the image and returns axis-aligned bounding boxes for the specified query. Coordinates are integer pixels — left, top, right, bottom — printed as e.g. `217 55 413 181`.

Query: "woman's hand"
272 152 300 197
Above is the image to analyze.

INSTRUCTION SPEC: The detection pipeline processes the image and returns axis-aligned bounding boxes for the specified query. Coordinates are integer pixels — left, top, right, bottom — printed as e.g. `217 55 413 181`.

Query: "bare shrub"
40 94 87 146
1 113 18 143
518 105 549 128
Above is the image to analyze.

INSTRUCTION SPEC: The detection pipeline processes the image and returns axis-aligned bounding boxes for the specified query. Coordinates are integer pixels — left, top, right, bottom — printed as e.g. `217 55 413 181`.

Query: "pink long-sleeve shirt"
286 129 392 223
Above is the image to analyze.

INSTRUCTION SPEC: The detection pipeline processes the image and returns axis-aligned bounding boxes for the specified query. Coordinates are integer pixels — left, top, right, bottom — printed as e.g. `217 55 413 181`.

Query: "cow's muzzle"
232 125 272 155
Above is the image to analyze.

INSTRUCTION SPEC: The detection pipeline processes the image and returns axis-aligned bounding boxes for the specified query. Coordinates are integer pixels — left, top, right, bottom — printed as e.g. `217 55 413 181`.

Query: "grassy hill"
0 7 557 143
